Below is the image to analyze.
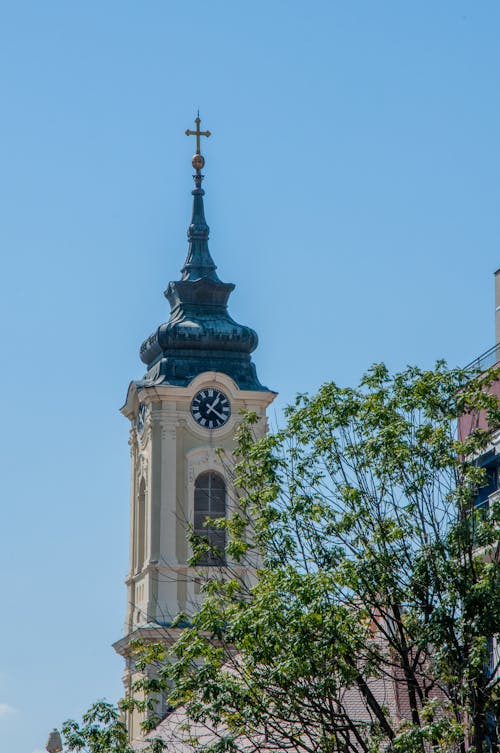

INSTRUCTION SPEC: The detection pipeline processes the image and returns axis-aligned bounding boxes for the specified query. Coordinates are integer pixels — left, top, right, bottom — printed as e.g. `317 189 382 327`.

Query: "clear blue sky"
1 2 499 752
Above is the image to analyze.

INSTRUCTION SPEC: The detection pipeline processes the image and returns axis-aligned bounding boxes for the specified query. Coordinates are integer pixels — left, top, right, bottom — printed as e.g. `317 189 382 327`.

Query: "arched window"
136 478 146 571
194 472 226 566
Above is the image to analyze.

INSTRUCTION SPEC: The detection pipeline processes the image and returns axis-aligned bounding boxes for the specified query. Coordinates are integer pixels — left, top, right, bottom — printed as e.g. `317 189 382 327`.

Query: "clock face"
191 388 231 430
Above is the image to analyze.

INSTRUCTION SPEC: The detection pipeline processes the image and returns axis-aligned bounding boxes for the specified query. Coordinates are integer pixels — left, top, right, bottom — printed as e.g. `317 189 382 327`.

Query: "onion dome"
138 116 267 391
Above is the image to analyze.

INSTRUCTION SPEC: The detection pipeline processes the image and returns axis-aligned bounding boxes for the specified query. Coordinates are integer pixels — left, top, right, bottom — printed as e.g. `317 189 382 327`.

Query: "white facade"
120 370 275 630
114 369 275 739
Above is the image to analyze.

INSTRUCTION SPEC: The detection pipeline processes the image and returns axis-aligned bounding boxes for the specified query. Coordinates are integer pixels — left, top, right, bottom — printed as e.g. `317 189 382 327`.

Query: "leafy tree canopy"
63 363 500 753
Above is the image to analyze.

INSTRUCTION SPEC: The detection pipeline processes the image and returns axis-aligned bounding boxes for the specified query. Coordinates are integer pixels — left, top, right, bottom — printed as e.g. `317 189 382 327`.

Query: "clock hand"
206 404 226 421
207 395 220 411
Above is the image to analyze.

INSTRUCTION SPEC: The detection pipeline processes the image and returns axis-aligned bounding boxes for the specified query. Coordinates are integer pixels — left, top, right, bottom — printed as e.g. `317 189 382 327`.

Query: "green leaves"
190 362 498 753
65 363 500 753
62 701 132 753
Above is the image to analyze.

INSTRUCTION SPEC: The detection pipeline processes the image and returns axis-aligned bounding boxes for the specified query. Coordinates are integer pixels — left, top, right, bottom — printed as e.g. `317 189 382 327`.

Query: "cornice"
136 372 277 407
113 624 185 657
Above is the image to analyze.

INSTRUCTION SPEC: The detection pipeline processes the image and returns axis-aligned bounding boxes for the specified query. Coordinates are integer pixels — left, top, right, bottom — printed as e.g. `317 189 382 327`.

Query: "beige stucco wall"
115 371 276 738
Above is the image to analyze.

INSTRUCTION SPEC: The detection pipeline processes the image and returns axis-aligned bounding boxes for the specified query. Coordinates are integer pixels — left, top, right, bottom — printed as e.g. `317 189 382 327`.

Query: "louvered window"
193 472 226 566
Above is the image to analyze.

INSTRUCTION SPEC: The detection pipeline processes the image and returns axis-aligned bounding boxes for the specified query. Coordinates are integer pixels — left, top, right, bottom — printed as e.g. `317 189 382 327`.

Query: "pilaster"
158 403 178 567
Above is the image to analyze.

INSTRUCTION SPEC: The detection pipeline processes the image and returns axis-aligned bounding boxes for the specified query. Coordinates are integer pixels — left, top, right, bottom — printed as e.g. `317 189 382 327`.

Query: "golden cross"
185 115 211 154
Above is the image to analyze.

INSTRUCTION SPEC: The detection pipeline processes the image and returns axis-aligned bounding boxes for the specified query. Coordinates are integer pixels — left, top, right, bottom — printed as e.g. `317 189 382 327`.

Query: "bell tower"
113 118 276 738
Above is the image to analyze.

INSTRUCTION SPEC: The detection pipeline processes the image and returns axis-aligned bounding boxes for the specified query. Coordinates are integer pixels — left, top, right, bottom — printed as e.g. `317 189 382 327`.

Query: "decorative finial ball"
46 728 63 753
192 154 205 171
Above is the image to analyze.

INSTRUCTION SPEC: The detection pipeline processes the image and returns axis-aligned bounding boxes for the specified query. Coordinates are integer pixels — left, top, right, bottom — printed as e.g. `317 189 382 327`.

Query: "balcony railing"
465 343 500 373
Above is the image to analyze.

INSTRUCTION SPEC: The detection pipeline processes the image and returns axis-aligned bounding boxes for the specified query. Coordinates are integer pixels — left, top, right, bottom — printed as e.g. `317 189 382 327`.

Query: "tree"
61 701 132 753
64 363 500 753
61 700 166 753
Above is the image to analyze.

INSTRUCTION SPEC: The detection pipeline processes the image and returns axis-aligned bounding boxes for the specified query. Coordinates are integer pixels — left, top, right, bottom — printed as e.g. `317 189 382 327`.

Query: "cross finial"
185 115 211 182
185 115 211 156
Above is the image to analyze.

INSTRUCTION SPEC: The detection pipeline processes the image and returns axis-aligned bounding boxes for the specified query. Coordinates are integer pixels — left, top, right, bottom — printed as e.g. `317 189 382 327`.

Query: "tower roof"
137 117 268 391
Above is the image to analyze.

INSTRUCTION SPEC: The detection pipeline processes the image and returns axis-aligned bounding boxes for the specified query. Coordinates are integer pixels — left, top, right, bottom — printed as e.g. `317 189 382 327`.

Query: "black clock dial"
191 388 231 429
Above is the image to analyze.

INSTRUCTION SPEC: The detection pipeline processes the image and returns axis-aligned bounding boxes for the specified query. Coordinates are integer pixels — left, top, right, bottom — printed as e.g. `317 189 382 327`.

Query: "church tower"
113 118 276 738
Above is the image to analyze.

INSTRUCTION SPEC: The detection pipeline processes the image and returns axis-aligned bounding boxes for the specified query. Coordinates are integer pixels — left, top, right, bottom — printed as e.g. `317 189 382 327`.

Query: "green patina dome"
138 164 268 391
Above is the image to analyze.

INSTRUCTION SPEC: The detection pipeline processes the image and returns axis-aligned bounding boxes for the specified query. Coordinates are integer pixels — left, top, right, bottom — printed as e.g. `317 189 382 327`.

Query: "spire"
181 115 217 281
137 115 268 391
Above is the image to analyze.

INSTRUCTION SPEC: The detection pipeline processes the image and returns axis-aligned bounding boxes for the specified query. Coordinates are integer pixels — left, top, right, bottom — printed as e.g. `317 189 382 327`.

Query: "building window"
193 472 226 566
475 452 499 511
